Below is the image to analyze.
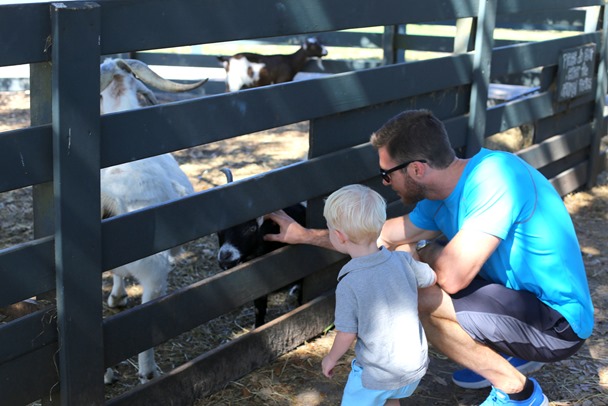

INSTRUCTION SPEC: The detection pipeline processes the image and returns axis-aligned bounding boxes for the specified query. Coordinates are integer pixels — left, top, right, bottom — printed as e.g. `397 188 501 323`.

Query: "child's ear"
334 229 348 245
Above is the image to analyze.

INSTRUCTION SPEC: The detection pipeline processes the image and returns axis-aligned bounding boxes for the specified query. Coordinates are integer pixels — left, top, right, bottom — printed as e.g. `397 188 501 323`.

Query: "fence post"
382 25 405 65
51 2 104 405
31 62 54 241
453 17 476 54
465 0 496 157
584 5 602 32
588 5 607 188
31 60 58 308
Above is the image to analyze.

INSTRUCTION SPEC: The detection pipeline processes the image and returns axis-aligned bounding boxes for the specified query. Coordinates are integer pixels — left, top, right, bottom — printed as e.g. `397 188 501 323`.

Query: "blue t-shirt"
409 148 594 339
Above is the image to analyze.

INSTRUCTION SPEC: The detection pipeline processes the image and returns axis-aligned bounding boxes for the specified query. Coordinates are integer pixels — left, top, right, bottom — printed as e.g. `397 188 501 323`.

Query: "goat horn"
220 168 233 183
100 60 117 92
118 59 209 92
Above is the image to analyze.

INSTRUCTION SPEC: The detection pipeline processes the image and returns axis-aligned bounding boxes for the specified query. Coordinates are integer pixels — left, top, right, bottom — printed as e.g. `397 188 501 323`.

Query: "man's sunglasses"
380 160 427 183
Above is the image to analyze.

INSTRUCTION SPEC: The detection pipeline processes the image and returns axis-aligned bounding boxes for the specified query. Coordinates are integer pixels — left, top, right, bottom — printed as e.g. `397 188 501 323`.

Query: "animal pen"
0 0 607 405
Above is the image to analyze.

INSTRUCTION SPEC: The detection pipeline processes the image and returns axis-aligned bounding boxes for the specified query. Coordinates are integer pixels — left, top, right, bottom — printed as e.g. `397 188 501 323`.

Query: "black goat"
216 168 306 327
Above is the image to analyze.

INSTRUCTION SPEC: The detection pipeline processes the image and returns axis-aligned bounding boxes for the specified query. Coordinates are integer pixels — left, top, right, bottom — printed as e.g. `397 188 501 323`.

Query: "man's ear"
411 161 426 177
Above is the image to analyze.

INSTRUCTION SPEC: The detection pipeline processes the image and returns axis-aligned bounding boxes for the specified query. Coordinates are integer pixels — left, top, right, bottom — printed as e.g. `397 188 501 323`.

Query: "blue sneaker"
480 377 548 405
452 355 545 389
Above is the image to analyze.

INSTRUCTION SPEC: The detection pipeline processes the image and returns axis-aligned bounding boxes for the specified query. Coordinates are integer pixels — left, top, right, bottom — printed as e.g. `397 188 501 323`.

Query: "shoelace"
484 387 509 405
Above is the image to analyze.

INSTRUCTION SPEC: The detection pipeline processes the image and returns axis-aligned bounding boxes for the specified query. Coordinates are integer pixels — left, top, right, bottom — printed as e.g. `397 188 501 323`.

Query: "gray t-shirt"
334 247 436 390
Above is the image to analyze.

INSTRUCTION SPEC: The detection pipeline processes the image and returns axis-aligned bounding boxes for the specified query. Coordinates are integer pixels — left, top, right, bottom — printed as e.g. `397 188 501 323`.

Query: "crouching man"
265 109 594 405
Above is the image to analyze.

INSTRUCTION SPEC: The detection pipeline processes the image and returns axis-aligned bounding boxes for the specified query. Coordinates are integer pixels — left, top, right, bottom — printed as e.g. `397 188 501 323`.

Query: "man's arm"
264 210 335 250
417 228 501 294
377 214 441 251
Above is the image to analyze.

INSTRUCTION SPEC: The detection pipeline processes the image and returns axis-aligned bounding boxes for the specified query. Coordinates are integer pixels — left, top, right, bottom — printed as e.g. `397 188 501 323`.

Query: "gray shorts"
451 278 585 362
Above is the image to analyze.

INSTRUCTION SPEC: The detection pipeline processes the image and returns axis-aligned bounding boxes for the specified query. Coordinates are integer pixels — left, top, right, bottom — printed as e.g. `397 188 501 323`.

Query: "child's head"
323 184 386 244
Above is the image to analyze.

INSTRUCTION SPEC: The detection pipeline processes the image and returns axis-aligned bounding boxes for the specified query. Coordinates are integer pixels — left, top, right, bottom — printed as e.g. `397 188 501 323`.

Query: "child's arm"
406 253 438 288
322 331 357 378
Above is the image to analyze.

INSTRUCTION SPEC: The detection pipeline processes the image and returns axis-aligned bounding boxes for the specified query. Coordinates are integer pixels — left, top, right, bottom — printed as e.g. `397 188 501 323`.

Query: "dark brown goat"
217 37 328 92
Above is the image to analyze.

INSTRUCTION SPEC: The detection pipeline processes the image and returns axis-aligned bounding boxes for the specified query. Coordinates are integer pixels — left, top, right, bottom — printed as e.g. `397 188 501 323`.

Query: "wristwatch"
416 239 432 252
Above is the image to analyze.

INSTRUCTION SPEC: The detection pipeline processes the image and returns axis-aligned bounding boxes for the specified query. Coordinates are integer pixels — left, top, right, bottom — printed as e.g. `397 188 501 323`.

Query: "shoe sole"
479 394 548 406
540 394 549 406
453 361 546 389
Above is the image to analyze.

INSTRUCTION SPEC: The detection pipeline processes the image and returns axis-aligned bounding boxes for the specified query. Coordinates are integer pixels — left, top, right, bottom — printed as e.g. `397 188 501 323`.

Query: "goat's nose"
217 244 243 270
219 250 236 262
218 252 239 270
219 259 240 270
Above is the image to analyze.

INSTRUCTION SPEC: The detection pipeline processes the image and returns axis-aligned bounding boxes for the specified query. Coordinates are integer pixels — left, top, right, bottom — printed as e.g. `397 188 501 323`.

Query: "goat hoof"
104 368 118 384
108 294 128 308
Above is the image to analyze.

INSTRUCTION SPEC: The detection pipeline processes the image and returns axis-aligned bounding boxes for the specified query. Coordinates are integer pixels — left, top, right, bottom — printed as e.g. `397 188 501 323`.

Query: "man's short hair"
370 109 455 169
323 184 386 244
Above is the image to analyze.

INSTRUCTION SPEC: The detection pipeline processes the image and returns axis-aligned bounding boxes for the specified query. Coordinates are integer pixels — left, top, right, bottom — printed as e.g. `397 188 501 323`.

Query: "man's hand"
263 210 307 245
264 210 335 250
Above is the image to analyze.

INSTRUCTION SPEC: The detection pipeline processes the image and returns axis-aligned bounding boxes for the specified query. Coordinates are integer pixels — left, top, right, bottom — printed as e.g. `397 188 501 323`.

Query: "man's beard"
397 174 426 205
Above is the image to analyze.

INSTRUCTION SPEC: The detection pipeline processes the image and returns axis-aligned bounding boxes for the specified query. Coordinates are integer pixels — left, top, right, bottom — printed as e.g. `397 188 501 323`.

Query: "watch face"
416 240 429 251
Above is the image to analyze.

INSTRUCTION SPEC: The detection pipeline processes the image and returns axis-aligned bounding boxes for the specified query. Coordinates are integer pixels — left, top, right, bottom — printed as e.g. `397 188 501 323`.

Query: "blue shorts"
341 359 420 406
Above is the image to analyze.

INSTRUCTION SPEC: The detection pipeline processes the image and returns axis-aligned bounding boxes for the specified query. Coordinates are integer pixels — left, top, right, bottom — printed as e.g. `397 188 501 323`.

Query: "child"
321 184 437 406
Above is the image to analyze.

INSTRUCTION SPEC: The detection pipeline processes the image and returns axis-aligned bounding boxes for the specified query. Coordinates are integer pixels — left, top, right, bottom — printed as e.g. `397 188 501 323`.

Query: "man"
265 109 594 405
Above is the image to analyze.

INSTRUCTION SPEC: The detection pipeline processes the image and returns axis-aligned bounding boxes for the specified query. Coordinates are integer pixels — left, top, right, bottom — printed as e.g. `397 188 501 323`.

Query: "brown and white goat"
217 37 328 92
100 58 206 384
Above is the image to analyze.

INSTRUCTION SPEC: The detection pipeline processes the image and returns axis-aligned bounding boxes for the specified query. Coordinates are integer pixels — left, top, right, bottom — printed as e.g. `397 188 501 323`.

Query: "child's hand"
322 356 336 378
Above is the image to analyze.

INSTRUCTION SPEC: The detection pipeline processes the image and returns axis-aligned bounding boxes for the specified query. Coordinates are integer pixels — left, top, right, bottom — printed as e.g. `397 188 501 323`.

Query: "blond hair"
323 184 386 244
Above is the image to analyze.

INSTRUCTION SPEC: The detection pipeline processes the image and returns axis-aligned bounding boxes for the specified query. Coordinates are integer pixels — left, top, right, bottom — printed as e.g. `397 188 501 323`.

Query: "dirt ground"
1 91 607 405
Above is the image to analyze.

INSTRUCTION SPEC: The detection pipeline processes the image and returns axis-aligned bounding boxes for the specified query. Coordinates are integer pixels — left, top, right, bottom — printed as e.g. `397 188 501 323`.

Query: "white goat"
99 58 206 383
217 37 328 92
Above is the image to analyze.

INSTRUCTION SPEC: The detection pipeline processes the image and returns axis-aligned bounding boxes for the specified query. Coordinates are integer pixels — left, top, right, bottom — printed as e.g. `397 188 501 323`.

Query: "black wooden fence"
0 1 606 405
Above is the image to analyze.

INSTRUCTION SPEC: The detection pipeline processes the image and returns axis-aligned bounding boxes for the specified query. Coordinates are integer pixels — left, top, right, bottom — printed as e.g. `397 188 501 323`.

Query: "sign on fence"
557 43 596 102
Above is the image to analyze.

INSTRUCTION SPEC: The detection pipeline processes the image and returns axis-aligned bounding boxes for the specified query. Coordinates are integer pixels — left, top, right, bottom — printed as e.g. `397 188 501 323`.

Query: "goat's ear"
217 56 229 69
101 193 124 219
256 216 264 227
136 82 158 106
